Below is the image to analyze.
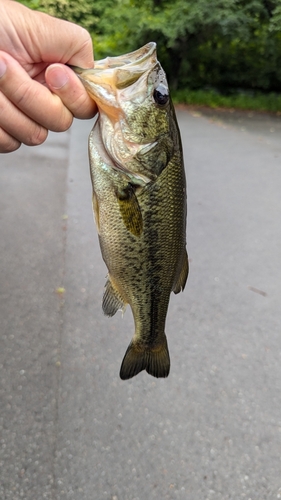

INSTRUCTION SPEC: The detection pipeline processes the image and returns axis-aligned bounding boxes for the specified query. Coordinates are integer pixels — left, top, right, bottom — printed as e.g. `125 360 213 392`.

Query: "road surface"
1 108 281 499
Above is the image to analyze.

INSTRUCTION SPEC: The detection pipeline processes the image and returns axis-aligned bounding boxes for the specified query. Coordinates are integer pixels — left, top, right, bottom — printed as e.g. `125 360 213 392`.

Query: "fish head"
72 43 179 184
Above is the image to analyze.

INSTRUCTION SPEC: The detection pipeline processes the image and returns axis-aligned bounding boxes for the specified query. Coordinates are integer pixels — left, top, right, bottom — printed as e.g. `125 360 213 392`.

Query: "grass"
172 88 281 114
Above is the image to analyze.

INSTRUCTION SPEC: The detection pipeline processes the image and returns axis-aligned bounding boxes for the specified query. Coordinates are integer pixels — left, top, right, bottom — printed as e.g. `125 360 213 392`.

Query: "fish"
71 42 188 380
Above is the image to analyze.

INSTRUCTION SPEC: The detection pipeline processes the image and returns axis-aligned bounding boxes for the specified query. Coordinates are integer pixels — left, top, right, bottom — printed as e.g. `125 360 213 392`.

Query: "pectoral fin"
173 248 189 294
92 191 100 233
116 184 143 237
102 277 126 316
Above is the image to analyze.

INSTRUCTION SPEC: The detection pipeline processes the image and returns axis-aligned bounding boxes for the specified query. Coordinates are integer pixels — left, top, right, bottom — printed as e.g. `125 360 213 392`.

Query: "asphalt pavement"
1 107 281 500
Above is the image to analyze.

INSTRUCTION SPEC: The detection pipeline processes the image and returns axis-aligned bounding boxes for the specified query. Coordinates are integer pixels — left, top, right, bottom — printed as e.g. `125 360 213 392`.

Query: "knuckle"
80 27 92 44
72 26 92 50
25 126 48 147
62 114 73 132
72 93 93 119
0 128 21 153
64 89 96 120
49 105 73 132
13 80 33 107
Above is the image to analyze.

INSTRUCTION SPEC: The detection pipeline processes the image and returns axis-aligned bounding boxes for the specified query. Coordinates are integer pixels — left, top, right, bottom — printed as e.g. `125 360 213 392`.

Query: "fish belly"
89 124 188 379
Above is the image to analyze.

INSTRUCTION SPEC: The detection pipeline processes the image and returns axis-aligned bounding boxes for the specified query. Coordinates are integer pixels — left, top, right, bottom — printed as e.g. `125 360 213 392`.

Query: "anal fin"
102 278 126 317
173 248 189 294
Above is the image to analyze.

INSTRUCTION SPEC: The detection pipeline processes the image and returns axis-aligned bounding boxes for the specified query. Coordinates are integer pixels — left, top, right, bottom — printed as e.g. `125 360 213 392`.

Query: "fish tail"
119 336 170 380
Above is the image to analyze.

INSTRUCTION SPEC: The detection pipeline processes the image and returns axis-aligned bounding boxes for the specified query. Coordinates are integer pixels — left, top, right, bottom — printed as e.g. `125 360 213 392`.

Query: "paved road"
1 108 281 500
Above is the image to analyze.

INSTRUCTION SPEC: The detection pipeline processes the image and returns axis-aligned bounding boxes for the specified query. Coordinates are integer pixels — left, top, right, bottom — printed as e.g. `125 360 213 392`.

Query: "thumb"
45 64 97 119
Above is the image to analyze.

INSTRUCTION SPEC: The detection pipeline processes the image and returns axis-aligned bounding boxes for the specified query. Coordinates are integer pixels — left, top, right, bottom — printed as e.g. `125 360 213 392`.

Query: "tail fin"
119 336 170 380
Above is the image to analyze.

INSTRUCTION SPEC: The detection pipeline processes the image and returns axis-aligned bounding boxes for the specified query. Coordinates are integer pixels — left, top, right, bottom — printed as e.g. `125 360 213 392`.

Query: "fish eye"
153 85 169 106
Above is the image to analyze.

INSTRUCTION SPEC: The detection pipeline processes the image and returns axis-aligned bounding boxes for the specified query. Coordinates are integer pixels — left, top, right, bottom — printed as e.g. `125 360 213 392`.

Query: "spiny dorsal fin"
102 278 126 316
116 184 143 237
173 248 189 294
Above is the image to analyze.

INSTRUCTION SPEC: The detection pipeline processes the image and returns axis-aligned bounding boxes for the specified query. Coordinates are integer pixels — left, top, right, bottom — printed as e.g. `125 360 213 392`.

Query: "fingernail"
47 67 69 89
0 58 7 78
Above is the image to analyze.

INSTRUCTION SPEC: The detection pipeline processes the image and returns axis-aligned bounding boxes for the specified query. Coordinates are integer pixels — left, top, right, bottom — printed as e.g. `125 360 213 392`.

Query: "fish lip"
68 42 158 103
94 42 157 70
70 42 156 74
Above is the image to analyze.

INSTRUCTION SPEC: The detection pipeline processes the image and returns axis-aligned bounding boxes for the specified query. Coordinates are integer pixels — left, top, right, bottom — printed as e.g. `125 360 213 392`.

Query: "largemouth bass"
72 42 188 380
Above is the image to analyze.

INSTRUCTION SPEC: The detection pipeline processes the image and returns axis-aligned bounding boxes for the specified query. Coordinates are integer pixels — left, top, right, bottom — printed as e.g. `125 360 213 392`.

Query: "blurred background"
20 0 281 111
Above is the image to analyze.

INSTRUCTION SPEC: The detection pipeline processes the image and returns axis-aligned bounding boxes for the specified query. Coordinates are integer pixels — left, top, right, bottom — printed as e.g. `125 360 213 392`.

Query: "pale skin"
0 0 97 153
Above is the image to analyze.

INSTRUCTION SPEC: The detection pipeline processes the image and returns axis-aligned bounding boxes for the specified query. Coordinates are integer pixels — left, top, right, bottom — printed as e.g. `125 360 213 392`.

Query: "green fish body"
73 43 188 379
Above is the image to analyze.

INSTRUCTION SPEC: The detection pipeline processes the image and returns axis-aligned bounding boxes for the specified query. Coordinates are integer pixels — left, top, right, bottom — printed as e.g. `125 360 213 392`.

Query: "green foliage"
92 0 281 92
18 0 41 8
18 0 281 103
172 88 281 113
38 0 112 32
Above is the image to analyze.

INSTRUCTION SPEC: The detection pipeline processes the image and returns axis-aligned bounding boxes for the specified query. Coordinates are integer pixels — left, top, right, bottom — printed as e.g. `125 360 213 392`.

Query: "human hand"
0 0 97 153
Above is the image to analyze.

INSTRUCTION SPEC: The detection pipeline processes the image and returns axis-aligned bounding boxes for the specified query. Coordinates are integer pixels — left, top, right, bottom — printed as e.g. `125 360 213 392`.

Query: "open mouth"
93 42 157 70
70 43 158 94
69 42 158 73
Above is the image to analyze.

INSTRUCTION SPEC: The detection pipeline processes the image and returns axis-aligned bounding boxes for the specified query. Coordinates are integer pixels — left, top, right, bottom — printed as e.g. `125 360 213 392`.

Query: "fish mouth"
69 42 157 106
70 43 162 185
91 42 156 71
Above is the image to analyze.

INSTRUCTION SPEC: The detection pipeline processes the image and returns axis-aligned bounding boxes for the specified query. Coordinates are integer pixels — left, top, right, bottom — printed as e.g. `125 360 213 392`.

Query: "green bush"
18 0 281 111
172 88 281 112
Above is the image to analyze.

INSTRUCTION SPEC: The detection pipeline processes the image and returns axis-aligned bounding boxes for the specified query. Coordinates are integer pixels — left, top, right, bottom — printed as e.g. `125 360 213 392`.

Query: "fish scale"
71 42 188 379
